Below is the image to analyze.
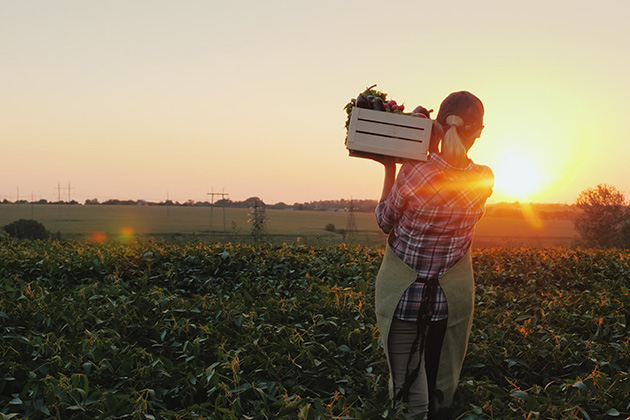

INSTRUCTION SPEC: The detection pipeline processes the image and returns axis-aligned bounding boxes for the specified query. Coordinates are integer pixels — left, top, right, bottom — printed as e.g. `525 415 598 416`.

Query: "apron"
375 244 475 410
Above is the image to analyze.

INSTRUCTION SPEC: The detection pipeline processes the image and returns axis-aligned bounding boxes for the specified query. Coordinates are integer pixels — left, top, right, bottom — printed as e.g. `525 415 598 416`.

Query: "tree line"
0 197 582 219
1 197 380 212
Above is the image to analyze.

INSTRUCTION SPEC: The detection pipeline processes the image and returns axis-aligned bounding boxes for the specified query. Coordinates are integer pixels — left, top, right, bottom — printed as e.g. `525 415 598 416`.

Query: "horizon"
2 1 629 206
0 195 577 208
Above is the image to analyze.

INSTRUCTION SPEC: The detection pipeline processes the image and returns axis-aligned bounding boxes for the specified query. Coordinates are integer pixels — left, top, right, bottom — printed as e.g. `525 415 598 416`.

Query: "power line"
67 182 74 220
57 182 62 220
207 187 229 232
55 181 74 221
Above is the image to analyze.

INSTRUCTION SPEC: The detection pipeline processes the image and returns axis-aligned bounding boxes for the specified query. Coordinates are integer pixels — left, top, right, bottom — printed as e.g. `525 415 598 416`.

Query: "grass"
0 204 576 247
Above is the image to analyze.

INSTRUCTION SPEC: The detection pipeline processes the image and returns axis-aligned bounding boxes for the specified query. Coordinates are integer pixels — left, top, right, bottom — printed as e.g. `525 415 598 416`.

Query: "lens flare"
90 232 108 243
519 202 544 230
119 227 135 241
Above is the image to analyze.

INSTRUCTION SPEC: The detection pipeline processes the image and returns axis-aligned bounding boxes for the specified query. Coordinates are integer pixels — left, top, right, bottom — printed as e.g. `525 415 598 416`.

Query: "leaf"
228 383 251 393
607 408 620 417
510 390 529 400
82 362 92 374
579 407 592 420
0 312 9 319
573 381 589 392
609 342 623 351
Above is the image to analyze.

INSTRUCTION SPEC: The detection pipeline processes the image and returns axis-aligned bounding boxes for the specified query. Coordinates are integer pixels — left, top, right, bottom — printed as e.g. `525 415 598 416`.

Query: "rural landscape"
1 189 629 419
0 200 576 248
3 1 630 419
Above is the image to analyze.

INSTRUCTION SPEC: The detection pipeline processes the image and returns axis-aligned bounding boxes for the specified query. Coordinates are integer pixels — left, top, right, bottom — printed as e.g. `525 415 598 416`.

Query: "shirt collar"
429 153 475 171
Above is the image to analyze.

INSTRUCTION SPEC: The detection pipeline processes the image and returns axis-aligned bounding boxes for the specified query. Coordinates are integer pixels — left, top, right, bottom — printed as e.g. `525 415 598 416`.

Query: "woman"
373 91 494 419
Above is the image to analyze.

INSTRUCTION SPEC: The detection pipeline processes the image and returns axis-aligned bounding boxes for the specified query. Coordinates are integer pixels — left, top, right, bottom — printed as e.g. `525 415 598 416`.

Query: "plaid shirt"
375 153 493 322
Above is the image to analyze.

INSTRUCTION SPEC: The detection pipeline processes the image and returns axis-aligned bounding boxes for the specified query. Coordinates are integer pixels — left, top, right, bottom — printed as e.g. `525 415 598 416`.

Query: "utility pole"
57 182 62 220
166 191 170 219
207 187 229 232
67 182 73 221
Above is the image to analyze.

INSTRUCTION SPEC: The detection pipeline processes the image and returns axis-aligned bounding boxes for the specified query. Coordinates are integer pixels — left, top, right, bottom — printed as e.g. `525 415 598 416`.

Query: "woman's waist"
388 235 471 280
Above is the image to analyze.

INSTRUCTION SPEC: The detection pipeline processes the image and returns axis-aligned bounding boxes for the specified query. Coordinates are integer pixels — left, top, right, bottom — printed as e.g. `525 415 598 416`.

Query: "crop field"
1 238 628 419
0 204 576 248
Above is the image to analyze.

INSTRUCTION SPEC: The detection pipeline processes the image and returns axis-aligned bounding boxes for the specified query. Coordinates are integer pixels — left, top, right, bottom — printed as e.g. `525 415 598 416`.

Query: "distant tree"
4 219 48 240
244 197 265 208
269 202 290 210
248 198 267 241
85 198 100 205
325 223 336 233
214 198 233 207
102 199 137 206
574 184 629 248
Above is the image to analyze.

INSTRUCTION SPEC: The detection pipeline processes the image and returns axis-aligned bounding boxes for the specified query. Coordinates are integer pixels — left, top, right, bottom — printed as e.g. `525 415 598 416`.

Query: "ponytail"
441 115 467 162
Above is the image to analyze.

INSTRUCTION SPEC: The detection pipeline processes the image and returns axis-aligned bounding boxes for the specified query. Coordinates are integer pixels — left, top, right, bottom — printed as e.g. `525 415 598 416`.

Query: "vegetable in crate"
344 85 434 140
343 84 388 140
372 97 386 111
355 93 372 109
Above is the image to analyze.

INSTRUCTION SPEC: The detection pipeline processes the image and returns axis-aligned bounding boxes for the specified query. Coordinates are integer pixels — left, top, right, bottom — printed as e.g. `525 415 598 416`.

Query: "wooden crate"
346 107 432 161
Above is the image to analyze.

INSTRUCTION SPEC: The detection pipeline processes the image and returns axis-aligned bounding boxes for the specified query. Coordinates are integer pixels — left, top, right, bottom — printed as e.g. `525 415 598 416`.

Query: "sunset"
491 150 545 202
2 2 630 418
1 1 628 205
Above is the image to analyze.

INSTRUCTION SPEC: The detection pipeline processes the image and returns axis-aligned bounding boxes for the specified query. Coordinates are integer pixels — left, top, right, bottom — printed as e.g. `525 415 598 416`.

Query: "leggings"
388 317 448 420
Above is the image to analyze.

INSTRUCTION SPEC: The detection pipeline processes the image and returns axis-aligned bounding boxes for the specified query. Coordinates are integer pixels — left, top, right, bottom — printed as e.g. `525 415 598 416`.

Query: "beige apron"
375 244 475 409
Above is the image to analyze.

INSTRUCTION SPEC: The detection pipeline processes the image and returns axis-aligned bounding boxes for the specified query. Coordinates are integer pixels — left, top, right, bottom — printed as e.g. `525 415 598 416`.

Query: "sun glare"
492 152 545 202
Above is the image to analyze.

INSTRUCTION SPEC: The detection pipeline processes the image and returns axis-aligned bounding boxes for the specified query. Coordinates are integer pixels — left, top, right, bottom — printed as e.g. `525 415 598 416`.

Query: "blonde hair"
442 115 467 162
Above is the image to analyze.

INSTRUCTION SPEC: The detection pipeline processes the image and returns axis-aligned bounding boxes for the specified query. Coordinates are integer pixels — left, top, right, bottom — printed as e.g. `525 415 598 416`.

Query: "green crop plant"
0 238 629 419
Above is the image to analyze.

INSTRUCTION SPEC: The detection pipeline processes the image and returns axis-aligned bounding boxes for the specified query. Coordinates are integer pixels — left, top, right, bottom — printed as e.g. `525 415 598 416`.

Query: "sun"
492 151 545 202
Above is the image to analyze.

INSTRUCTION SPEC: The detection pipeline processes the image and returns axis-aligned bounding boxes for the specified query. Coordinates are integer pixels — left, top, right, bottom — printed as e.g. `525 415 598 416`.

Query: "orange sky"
1 1 629 205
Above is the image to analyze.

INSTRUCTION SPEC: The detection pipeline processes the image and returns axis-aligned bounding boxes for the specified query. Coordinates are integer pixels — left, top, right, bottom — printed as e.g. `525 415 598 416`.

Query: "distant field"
0 204 576 247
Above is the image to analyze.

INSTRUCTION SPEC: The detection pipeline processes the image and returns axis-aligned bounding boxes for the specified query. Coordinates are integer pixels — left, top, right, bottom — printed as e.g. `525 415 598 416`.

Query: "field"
0 204 576 248
1 239 629 419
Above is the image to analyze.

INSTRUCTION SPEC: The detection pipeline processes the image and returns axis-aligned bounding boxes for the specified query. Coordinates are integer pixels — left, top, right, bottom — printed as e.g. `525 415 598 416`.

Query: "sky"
1 0 629 205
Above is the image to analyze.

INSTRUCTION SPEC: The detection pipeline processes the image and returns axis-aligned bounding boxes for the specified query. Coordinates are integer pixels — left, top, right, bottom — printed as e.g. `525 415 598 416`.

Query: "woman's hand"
429 120 444 154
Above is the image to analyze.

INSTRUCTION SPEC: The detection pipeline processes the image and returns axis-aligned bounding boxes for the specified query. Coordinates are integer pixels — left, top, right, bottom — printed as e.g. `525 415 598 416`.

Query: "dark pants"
388 318 448 420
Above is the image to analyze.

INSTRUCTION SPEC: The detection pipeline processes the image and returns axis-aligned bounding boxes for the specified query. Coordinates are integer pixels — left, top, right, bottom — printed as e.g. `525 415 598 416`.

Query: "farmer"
373 91 494 419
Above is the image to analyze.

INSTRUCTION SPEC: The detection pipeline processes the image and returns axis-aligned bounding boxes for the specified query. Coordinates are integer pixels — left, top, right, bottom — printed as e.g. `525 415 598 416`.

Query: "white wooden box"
346 107 432 161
